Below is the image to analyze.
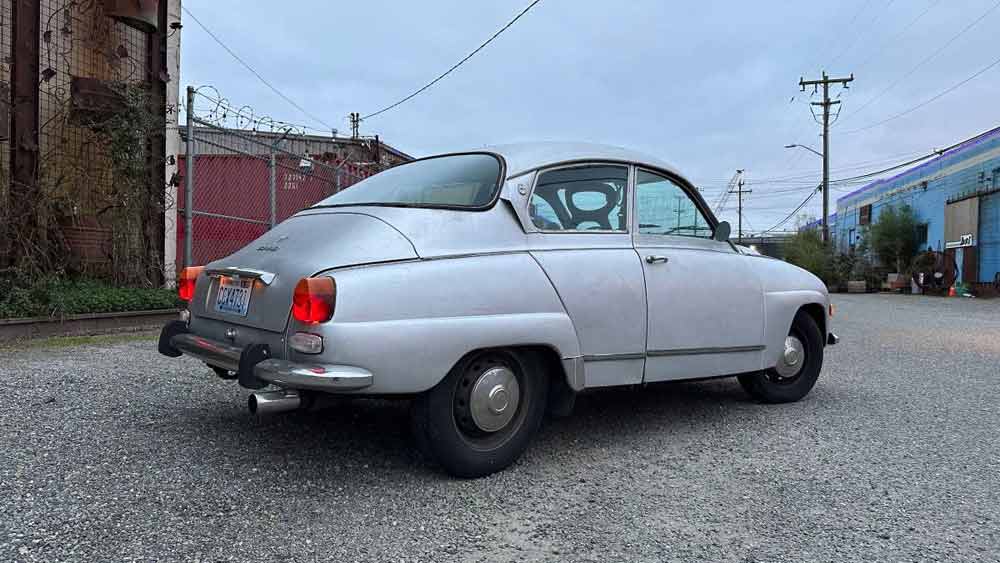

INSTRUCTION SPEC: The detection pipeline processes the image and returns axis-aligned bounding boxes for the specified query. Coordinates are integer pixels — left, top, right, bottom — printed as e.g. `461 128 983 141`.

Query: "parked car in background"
159 143 837 478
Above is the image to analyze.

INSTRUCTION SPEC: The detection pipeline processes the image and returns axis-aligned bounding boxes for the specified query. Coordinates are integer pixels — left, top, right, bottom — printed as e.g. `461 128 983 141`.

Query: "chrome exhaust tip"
248 389 301 415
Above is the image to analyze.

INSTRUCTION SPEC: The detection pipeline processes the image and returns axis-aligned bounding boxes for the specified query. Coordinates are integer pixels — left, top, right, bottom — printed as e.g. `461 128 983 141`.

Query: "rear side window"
315 153 501 209
529 165 628 232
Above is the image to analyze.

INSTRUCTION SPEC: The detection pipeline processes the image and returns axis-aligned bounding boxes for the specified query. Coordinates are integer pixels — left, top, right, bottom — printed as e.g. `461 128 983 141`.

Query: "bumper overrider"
158 320 373 392
827 332 839 346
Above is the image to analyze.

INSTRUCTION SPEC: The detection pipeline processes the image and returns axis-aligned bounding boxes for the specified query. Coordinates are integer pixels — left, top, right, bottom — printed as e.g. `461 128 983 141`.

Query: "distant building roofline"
836 125 1000 205
186 125 413 161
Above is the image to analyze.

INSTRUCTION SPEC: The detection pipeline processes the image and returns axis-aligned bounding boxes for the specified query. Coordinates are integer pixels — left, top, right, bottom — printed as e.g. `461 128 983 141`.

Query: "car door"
632 168 765 382
525 163 647 388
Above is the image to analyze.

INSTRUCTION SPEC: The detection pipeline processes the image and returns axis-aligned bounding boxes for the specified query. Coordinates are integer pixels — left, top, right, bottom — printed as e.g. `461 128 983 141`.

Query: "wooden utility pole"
728 169 749 242
350 112 360 139
799 71 853 243
6 0 41 267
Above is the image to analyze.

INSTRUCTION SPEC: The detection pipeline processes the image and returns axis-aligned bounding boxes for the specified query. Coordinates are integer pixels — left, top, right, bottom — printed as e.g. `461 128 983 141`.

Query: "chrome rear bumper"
167 331 373 392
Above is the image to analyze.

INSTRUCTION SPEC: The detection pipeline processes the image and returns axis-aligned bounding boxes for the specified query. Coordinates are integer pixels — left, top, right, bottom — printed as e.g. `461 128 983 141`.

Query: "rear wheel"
411 349 547 478
738 310 823 403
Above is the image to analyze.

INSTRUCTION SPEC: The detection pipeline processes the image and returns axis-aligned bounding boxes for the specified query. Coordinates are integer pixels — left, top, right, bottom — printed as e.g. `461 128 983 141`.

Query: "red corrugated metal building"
175 128 411 268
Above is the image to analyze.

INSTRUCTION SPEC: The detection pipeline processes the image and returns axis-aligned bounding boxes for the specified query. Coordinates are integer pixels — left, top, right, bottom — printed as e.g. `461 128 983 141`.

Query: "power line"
181 6 335 131
831 124 1000 184
852 0 941 74
362 0 543 120
757 1 873 191
827 0 897 67
761 187 821 234
838 0 1000 125
750 125 1000 232
839 55 1000 135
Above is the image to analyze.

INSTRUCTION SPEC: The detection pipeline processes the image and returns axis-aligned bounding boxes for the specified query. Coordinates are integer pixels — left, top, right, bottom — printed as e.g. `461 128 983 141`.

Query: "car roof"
481 142 687 181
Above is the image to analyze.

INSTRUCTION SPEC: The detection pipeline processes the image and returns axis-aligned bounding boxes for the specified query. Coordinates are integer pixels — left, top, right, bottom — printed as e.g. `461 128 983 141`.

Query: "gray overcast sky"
180 0 1000 231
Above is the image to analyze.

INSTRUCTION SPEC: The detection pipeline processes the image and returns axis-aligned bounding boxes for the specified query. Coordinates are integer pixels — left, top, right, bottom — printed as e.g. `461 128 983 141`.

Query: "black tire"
738 310 824 403
411 349 548 478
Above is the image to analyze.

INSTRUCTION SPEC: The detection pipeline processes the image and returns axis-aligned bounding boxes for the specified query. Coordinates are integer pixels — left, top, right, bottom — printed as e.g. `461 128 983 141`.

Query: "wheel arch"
446 344 576 419
763 290 828 370
797 302 826 340
446 344 575 393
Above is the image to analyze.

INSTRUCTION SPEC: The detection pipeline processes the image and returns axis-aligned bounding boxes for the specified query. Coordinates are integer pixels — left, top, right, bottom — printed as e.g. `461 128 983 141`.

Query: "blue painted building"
834 128 1000 283
800 213 836 234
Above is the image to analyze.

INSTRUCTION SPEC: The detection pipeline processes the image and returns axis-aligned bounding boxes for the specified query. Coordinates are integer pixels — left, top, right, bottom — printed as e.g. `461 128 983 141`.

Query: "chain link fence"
177 95 385 269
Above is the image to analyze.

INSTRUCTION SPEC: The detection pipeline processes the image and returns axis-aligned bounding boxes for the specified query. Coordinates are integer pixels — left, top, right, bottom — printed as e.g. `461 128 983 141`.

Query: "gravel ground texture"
2 293 999 562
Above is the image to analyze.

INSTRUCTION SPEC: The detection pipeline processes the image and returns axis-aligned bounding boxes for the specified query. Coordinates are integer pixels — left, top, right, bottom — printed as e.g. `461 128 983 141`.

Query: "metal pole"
737 182 743 242
184 85 195 267
821 73 830 244
801 71 851 244
269 150 277 229
727 170 749 243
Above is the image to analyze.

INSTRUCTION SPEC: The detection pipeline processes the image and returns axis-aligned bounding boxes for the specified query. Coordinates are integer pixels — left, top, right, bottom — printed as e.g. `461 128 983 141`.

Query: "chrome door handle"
645 255 669 264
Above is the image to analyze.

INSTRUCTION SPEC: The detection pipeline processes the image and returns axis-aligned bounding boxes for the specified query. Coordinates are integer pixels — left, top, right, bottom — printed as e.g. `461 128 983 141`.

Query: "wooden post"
7 0 41 268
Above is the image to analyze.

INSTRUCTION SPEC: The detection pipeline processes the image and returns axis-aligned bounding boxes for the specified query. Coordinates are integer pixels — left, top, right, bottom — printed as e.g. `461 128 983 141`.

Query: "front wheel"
738 310 824 403
411 349 547 478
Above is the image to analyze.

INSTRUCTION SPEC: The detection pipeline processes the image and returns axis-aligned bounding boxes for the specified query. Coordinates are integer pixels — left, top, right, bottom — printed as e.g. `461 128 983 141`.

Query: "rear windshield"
315 153 502 209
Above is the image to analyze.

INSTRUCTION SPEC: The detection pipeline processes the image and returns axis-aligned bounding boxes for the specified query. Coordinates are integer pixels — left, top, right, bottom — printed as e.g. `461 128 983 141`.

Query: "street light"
784 143 823 158
784 143 830 243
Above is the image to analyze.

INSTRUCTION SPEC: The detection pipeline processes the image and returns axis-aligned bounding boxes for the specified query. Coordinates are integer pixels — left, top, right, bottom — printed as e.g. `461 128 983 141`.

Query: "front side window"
529 165 628 231
635 170 712 238
315 153 501 209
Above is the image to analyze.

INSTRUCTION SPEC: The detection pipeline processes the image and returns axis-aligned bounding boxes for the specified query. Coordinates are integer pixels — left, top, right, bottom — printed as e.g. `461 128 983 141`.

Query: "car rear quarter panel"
748 256 830 369
293 252 581 394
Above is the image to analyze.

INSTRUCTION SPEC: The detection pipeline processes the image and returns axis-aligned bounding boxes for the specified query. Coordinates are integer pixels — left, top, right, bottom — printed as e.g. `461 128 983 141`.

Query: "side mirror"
713 221 731 242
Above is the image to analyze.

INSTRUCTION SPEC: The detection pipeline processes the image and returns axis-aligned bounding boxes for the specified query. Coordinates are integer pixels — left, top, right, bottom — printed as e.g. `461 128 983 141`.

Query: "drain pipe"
248 389 302 415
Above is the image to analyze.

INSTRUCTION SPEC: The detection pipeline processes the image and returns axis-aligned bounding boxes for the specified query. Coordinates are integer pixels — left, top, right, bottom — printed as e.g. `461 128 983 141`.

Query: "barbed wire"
183 87 339 138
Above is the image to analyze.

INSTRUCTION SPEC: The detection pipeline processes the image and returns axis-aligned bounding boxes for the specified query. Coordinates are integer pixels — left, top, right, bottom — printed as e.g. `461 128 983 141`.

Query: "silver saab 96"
159 143 838 478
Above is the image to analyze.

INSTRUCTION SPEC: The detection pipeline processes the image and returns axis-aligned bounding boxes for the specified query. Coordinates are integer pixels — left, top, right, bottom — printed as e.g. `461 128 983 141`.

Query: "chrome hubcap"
775 335 805 379
469 366 520 432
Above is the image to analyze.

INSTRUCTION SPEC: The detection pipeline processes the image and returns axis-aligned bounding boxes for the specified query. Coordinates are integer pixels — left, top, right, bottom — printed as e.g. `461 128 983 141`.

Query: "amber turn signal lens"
292 277 336 324
178 266 204 302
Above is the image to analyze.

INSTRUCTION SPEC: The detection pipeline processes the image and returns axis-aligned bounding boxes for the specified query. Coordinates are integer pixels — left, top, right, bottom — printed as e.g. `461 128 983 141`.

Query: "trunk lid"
191 211 417 333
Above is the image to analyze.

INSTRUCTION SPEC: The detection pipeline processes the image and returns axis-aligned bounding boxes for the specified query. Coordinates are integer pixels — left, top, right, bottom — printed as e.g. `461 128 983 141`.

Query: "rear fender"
292 253 582 394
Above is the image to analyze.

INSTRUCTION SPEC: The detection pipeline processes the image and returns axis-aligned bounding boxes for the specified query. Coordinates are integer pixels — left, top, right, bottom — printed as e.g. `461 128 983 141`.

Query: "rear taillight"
292 277 336 324
178 266 204 302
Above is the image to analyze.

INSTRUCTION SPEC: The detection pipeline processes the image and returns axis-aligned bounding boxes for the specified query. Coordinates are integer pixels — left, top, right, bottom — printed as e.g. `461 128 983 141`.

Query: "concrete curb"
0 309 179 341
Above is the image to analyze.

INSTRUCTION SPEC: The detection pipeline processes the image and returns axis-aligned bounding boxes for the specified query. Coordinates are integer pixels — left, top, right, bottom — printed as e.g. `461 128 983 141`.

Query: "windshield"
315 153 502 209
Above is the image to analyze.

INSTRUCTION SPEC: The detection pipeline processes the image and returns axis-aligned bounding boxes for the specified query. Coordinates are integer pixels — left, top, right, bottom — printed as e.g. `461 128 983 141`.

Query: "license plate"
215 277 253 316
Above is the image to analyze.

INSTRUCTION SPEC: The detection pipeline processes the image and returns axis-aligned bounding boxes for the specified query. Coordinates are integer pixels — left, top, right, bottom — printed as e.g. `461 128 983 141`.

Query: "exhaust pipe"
248 389 301 415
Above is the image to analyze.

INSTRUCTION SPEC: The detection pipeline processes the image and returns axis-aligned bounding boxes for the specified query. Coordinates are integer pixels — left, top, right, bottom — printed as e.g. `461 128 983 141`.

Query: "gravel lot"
2 294 999 562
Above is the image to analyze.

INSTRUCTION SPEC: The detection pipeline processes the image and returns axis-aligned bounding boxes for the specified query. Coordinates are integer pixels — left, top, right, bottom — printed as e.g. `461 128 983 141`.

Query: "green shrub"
868 204 921 274
785 230 832 281
783 230 861 290
0 271 180 319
